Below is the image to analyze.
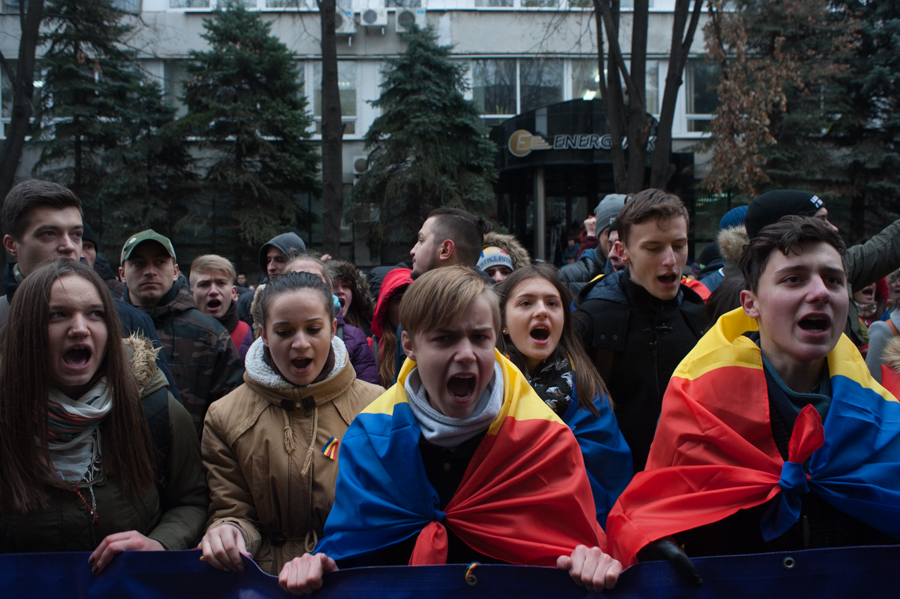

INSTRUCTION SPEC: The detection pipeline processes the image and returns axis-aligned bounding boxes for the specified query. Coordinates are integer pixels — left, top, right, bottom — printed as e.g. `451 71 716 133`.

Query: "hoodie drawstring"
301 405 319 477
281 409 296 455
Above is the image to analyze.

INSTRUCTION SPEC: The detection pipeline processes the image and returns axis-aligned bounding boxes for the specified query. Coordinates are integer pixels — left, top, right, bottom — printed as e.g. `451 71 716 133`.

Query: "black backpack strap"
142 386 171 489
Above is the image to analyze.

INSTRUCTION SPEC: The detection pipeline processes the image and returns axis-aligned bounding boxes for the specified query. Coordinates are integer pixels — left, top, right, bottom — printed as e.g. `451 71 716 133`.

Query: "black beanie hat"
81 222 100 249
745 190 824 238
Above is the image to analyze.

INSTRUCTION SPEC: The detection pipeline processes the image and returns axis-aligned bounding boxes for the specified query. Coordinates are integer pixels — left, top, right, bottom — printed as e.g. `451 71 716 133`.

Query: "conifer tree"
350 25 497 255
98 79 196 247
31 0 152 238
180 1 320 252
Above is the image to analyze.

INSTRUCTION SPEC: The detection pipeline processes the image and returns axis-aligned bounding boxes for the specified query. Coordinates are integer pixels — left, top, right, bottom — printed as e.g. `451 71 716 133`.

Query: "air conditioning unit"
335 10 356 35
360 8 388 28
352 156 369 175
395 8 426 33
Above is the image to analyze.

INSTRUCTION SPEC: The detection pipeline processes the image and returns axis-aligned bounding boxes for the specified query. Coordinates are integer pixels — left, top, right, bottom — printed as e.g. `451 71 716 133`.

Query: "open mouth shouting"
207 298 222 312
448 374 477 401
657 272 678 286
290 356 314 374
798 313 832 335
529 324 551 344
62 344 94 373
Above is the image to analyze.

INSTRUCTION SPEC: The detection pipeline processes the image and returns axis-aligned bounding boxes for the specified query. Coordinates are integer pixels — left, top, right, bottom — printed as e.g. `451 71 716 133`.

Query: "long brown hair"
497 264 611 413
0 259 156 512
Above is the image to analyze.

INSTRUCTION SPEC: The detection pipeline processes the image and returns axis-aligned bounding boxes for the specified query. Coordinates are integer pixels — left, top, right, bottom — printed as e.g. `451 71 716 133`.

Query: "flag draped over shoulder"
606 308 900 567
316 349 605 566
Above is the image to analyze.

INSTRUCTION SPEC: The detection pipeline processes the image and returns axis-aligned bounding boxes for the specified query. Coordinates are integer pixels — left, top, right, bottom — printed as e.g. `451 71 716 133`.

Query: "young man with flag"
606 217 900 583
277 266 621 595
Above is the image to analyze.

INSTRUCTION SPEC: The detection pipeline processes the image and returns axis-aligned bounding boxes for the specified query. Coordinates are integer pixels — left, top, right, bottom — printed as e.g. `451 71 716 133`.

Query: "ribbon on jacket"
606 308 900 567
316 349 605 566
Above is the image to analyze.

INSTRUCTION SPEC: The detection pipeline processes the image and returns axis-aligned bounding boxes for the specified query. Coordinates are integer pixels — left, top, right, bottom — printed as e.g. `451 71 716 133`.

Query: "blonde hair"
189 254 235 285
285 255 333 289
400 266 499 340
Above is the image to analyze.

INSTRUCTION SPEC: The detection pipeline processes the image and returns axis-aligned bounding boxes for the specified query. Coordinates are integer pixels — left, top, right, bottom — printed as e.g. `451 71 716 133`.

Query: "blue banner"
1 545 897 598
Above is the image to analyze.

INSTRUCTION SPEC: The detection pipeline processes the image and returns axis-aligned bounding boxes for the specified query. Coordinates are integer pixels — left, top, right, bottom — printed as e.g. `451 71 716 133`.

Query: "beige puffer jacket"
201 336 382 574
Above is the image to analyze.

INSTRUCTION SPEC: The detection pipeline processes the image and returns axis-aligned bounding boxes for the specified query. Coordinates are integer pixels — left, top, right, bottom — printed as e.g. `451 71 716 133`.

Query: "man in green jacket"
119 230 244 435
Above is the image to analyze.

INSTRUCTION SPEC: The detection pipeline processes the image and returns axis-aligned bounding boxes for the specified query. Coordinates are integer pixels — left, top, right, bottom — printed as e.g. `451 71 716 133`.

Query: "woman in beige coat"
199 272 382 575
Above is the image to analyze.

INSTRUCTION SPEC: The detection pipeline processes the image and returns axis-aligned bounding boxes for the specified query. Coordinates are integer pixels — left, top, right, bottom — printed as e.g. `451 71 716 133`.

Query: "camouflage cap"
121 229 177 263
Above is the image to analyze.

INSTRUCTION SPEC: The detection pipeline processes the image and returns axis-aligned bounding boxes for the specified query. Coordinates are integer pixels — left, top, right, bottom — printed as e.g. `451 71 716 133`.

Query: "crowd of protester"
2 179 900 594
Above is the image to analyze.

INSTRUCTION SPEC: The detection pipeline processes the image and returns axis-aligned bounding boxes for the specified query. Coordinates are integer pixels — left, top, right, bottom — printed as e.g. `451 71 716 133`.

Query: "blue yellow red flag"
316 350 605 566
606 308 900 567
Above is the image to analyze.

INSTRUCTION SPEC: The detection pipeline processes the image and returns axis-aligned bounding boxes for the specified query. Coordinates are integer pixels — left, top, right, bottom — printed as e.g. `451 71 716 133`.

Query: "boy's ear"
2 234 18 258
613 240 627 264
401 329 417 362
741 289 761 320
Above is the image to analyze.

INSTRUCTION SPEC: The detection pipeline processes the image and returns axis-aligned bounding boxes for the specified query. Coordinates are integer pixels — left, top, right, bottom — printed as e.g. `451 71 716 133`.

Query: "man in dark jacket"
575 189 707 473
0 181 179 398
236 232 307 324
120 229 244 434
560 194 628 295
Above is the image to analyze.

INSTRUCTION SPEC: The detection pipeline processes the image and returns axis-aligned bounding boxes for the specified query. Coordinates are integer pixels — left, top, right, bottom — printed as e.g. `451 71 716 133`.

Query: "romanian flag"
316 349 605 566
606 308 900 567
322 436 339 460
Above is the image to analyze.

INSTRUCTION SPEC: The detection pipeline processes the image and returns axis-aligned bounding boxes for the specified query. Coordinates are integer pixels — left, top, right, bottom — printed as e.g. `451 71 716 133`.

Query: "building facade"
0 0 723 266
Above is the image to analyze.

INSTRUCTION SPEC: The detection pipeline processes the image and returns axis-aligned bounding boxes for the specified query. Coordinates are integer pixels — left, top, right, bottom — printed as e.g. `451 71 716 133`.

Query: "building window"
1 0 21 12
571 60 600 101
473 0 512 6
386 0 422 6
265 0 312 7
1 60 14 138
685 59 719 133
313 61 357 137
169 0 211 8
112 0 141 12
519 58 563 113
164 62 190 119
645 60 659 114
472 60 516 126
522 0 560 7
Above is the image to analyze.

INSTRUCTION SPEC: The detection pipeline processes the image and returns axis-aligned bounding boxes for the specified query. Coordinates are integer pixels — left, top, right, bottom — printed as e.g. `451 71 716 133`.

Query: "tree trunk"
0 0 45 214
625 0 650 193
650 0 704 190
318 0 343 258
594 1 627 191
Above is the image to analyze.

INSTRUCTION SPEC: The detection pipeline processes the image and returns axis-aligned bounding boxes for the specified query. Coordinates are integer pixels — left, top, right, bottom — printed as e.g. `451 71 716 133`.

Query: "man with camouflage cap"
120 229 244 434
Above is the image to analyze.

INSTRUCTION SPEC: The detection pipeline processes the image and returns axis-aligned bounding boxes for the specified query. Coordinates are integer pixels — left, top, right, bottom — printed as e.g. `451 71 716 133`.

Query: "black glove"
637 537 703 588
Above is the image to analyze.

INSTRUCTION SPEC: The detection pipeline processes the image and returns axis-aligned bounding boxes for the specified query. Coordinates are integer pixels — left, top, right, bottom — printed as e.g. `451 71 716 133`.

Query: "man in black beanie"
744 190 831 237
735 190 900 346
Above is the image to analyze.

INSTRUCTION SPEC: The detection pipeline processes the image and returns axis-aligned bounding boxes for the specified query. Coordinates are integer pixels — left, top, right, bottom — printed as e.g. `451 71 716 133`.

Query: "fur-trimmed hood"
483 231 531 270
122 334 168 397
325 260 374 327
884 336 900 374
718 225 749 263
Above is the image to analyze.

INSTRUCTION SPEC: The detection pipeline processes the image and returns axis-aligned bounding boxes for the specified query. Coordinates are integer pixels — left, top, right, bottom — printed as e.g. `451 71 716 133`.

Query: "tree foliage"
704 0 900 241
0 0 45 212
179 1 320 251
350 25 497 255
31 0 157 238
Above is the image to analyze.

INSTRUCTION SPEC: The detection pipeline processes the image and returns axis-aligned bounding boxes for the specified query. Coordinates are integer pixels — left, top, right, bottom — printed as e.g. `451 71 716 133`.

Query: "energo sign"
508 129 657 158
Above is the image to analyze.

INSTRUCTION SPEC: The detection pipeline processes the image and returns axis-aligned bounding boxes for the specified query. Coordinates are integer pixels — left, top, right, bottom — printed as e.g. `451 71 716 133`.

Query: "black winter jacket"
575 269 706 472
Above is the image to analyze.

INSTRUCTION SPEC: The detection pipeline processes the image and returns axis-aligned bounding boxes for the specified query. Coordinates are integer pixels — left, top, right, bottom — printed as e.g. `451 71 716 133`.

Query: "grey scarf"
405 361 503 448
